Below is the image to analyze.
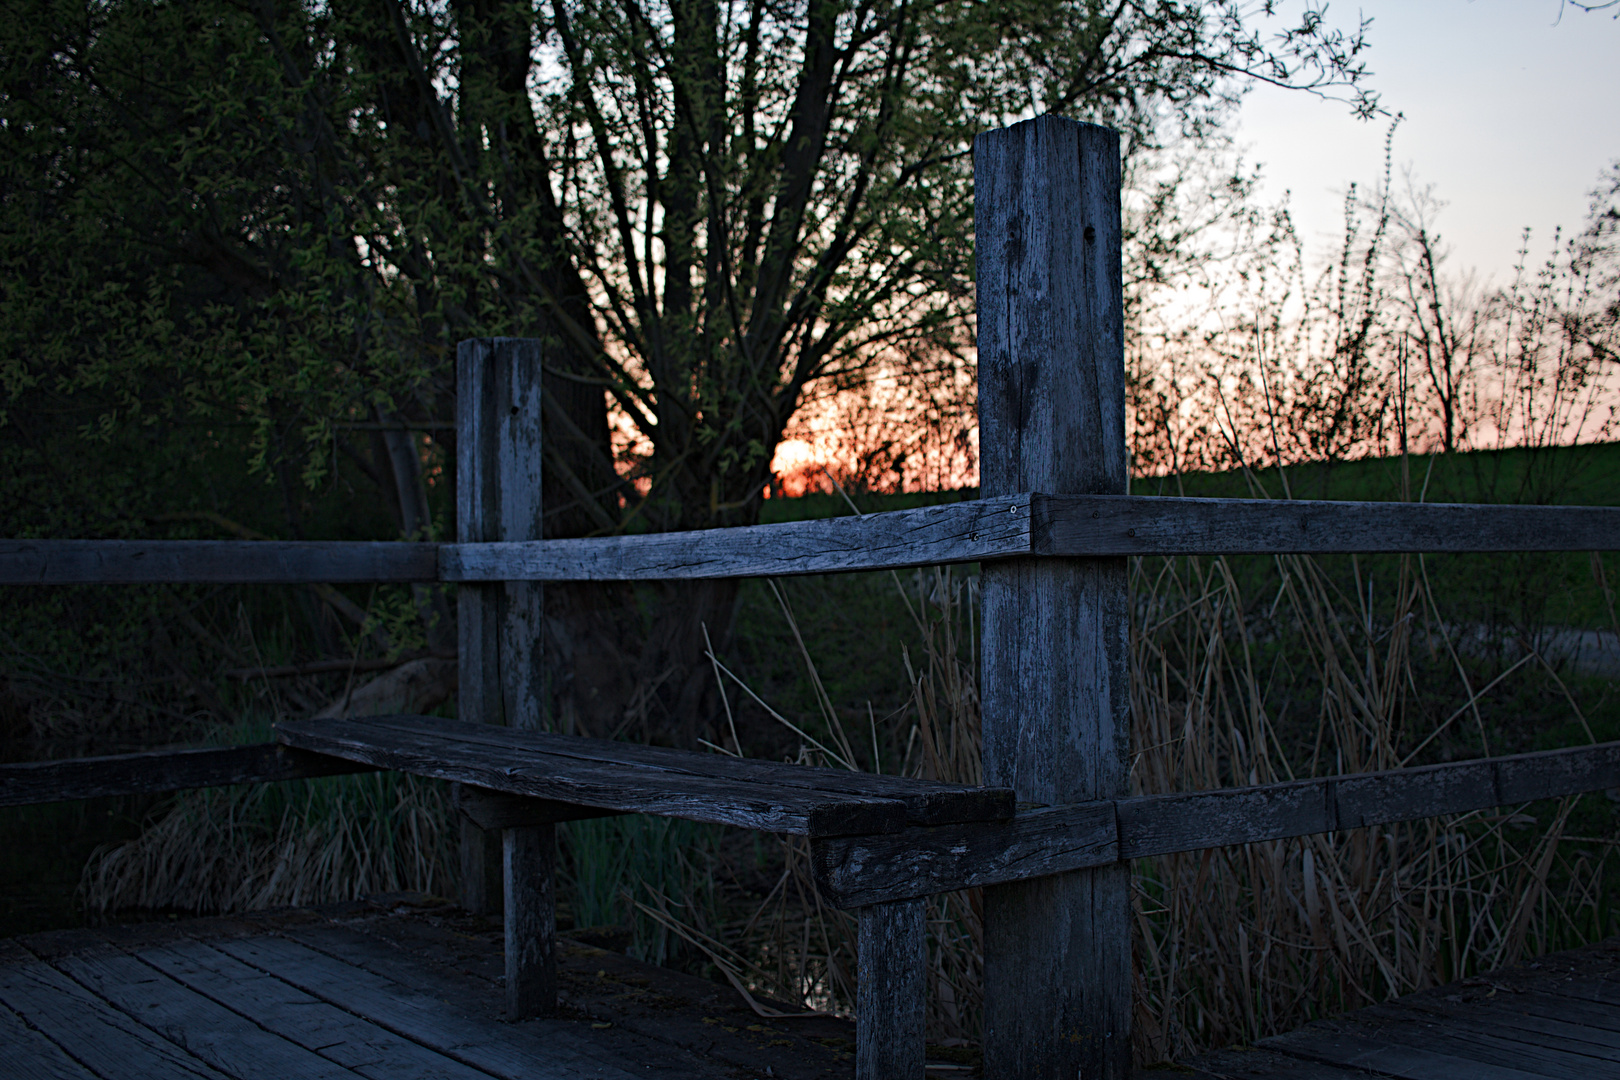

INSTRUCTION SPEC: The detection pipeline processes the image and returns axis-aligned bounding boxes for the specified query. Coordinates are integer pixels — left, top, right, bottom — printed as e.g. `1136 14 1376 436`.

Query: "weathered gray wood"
855 899 925 1080
270 926 675 1079
1117 738 1620 858
0 994 99 1080
365 713 1013 826
7 492 1615 591
1367 998 1620 1060
275 714 986 837
1153 1046 1383 1079
813 739 1620 905
1535 974 1620 1008
1266 1015 1612 1079
976 115 1132 1080
1473 988 1620 1037
456 337 547 731
0 539 438 584
0 743 373 807
137 938 501 1080
441 495 1032 580
0 945 229 1080
1037 493 1620 556
812 801 1117 908
453 784 622 829
504 824 557 1019
444 493 1620 582
52 945 361 1079
458 337 549 917
208 935 647 1080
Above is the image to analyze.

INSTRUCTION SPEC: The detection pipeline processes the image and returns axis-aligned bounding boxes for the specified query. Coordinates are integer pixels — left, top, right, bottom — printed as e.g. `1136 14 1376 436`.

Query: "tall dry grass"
1128 543 1615 1062
699 546 1615 1065
79 768 455 915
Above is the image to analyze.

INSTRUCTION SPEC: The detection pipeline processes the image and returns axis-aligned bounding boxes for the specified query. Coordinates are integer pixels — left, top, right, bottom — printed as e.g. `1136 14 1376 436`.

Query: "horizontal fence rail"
810 738 1620 908
0 744 376 806
6 495 1618 585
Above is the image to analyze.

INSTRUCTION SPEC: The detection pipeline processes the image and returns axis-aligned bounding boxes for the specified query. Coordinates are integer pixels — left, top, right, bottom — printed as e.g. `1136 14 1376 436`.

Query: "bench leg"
857 897 926 1080
460 815 504 915
503 822 557 1019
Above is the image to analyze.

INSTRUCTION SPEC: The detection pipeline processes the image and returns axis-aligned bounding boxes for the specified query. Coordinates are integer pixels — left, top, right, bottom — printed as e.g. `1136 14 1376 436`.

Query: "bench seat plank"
354 714 1013 825
275 715 1012 838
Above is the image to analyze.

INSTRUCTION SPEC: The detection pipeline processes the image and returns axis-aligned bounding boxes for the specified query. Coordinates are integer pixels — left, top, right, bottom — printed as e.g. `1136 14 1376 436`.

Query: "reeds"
708 549 1615 1065
1129 546 1617 1062
79 769 455 915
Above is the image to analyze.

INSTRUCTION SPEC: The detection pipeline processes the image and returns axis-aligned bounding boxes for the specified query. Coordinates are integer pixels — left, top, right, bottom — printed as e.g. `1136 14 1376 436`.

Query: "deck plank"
134 938 505 1080
0 997 101 1080
1490 987 1620 1035
0 944 228 1080
53 943 362 1079
278 916 847 1080
1264 1012 1618 1079
1141 1046 1388 1078
1262 1027 1553 1079
1536 971 1620 1005
210 934 678 1080
1375 994 1620 1056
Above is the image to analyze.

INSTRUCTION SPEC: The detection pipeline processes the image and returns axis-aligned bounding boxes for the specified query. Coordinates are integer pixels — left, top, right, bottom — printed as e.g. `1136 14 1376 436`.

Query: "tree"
1 0 1378 743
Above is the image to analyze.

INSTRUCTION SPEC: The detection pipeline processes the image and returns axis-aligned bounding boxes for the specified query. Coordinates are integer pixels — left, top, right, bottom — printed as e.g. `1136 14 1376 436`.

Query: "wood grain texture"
441 495 1032 580
139 938 498 1080
0 946 229 1080
1036 493 1620 555
213 933 651 1080
1363 999 1620 1062
1263 1015 1605 1079
457 337 548 915
0 987 100 1080
1116 738 1620 858
975 115 1132 1080
7 491 1614 592
0 744 373 807
856 899 925 1080
0 539 438 584
277 714 1009 836
814 739 1620 905
368 713 1012 826
276 714 939 837
504 824 557 1019
52 945 361 1079
456 337 547 732
811 801 1117 908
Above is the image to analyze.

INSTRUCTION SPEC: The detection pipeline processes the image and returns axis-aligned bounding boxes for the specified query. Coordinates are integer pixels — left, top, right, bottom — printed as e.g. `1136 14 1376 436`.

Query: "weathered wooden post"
975 118 1130 1078
857 898 926 1078
456 337 556 1018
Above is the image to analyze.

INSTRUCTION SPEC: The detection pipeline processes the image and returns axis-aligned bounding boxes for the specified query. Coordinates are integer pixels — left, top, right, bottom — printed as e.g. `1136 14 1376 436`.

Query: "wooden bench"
273 712 1015 1066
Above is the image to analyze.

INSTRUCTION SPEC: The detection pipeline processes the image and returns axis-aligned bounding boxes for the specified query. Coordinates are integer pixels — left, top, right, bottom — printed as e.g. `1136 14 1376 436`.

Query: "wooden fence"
2 115 1618 1080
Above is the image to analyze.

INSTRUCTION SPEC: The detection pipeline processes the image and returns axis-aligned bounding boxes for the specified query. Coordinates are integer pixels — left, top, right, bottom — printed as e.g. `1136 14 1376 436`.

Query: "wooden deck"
1146 936 1620 1079
7 895 1620 1079
0 896 858 1080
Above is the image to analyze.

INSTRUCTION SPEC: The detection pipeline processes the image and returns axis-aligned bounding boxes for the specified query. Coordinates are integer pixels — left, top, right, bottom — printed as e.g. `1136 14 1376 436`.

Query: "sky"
1236 0 1620 288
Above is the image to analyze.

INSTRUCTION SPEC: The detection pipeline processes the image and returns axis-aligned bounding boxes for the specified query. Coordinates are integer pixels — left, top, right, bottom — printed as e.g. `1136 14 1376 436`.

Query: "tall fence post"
975 117 1131 1079
456 337 556 1018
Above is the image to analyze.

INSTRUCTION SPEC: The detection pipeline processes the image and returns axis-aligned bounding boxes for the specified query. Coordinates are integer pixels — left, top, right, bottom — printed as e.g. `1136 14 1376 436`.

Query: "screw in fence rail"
456 337 556 1018
975 117 1131 1080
